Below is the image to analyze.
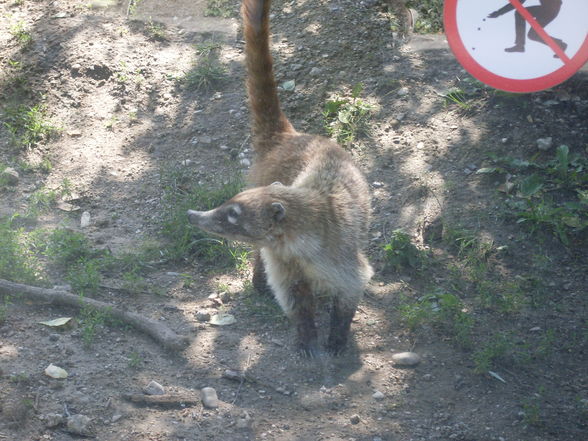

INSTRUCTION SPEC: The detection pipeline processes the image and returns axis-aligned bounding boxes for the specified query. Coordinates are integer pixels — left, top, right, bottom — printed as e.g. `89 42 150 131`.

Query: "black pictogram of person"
488 0 567 56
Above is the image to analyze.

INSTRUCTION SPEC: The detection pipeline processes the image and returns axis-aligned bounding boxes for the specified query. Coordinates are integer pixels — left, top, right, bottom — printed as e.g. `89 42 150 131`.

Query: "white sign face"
444 0 588 92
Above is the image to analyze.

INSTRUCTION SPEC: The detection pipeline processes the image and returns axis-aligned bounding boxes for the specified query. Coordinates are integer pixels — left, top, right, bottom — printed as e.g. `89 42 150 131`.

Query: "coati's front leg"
289 279 319 357
251 250 272 295
326 296 357 355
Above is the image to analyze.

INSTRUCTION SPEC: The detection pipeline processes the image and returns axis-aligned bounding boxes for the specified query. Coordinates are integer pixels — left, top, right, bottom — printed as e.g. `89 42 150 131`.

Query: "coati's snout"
187 187 287 244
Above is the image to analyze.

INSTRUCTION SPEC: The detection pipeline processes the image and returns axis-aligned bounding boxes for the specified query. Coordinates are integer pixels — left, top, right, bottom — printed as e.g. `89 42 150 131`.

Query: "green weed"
128 351 143 368
383 229 427 271
183 60 227 91
323 83 374 145
204 0 238 18
406 0 444 33
9 20 32 47
3 104 58 149
473 332 514 373
145 18 167 41
79 305 109 347
0 218 43 284
160 166 246 268
480 146 588 245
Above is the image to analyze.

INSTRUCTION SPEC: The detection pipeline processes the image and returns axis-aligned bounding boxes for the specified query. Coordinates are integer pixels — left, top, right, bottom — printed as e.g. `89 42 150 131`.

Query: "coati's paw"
297 341 321 358
326 337 347 356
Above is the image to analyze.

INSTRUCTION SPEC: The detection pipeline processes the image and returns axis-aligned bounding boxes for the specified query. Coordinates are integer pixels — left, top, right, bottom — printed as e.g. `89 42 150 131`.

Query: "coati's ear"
271 202 285 222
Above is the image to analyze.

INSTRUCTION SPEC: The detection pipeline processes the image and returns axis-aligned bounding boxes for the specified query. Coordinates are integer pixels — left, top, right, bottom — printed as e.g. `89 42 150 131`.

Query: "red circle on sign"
444 0 588 92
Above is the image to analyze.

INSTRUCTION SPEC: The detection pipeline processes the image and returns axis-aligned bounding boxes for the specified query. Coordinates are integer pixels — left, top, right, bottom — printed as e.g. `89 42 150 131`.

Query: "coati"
187 0 373 356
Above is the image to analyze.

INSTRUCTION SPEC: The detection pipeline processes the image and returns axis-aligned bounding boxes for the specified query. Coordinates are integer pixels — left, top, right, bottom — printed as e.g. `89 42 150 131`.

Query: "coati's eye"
227 205 240 224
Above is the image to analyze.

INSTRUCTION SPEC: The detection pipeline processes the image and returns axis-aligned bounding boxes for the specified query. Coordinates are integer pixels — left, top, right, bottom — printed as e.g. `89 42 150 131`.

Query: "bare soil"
1 1 587 441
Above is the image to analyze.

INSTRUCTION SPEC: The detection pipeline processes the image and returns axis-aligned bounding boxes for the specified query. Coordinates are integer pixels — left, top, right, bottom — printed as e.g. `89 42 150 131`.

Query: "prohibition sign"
444 0 588 92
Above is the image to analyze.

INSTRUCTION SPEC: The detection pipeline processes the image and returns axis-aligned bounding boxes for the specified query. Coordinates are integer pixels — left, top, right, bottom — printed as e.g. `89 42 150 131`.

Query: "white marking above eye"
232 204 242 215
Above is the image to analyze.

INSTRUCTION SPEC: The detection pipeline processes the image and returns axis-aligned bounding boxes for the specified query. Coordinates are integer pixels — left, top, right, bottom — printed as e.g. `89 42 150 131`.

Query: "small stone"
66 414 92 436
416 141 425 149
201 387 219 409
67 129 82 137
372 390 385 400
309 67 321 76
44 413 64 428
111 414 123 423
220 145 229 150
350 414 361 424
372 181 384 188
240 158 251 167
80 211 91 228
1 167 20 186
143 380 165 396
536 137 553 151
162 92 172 100
397 87 409 97
391 352 421 367
181 159 192 166
195 310 211 322
236 411 252 429
219 291 231 302
501 137 508 143
529 326 541 332
200 135 212 144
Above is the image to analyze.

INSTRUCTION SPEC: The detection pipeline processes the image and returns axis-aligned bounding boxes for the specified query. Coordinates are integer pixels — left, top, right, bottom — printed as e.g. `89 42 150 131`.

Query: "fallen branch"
0 278 189 351
122 393 200 407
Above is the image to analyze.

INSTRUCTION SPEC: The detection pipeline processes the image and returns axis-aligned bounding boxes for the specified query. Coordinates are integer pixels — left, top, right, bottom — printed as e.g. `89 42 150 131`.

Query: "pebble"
397 87 409 97
66 414 92 436
309 67 321 76
350 414 361 424
536 137 553 151
372 390 385 400
240 158 251 167
1 167 20 186
80 211 91 228
43 413 64 428
391 351 421 367
201 386 219 409
195 310 211 322
143 380 165 396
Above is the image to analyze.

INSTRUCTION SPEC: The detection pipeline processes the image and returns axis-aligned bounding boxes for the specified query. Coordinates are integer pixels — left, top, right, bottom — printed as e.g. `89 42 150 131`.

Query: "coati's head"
187 183 288 246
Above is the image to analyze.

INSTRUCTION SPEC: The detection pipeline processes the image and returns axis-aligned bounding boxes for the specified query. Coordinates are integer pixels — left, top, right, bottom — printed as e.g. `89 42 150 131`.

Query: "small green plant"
0 296 11 325
127 0 144 16
128 351 143 368
9 20 32 46
0 218 43 284
3 104 57 149
79 305 108 347
383 229 427 271
184 60 227 91
146 18 167 41
473 332 514 373
67 258 101 294
323 83 374 145
406 0 444 33
399 291 474 348
521 387 546 427
480 146 588 245
442 87 472 110
45 229 96 266
160 166 245 267
204 0 237 18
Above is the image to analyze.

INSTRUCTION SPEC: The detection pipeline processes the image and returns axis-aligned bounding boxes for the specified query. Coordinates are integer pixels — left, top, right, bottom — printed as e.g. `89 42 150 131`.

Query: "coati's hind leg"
326 295 358 355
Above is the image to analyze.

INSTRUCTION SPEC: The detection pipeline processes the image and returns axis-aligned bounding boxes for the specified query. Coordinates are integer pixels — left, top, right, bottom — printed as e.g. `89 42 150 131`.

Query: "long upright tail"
242 0 294 155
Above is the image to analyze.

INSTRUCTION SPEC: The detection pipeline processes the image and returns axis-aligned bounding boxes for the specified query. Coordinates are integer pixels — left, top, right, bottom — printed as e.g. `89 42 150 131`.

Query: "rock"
397 87 409 97
1 167 20 186
201 387 219 409
536 137 553 151
67 130 82 137
66 414 92 436
372 390 385 400
143 380 165 396
200 135 212 144
240 158 251 167
44 413 64 428
195 310 211 322
350 414 361 424
111 414 123 423
309 67 321 76
80 211 91 228
236 411 252 429
391 351 421 367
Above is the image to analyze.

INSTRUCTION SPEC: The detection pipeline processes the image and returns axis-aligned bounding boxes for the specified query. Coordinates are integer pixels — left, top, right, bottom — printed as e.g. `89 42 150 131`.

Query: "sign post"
444 0 588 92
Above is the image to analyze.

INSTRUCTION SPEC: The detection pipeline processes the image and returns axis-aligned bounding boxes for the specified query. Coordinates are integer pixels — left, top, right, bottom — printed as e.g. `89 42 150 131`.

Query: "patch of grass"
383 229 427 271
480 146 588 245
9 20 32 47
323 83 374 145
399 291 474 348
473 332 514 373
3 104 58 149
241 281 284 321
204 0 238 18
160 166 246 268
180 40 227 91
128 351 143 368
79 305 109 347
406 0 444 33
145 18 167 41
0 218 43 284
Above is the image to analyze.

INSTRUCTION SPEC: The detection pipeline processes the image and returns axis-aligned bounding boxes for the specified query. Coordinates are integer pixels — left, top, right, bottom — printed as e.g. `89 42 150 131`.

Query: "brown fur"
188 0 373 356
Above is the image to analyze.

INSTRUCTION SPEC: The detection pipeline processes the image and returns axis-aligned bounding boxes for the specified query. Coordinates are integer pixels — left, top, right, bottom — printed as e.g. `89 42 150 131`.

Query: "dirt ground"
1 1 587 440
